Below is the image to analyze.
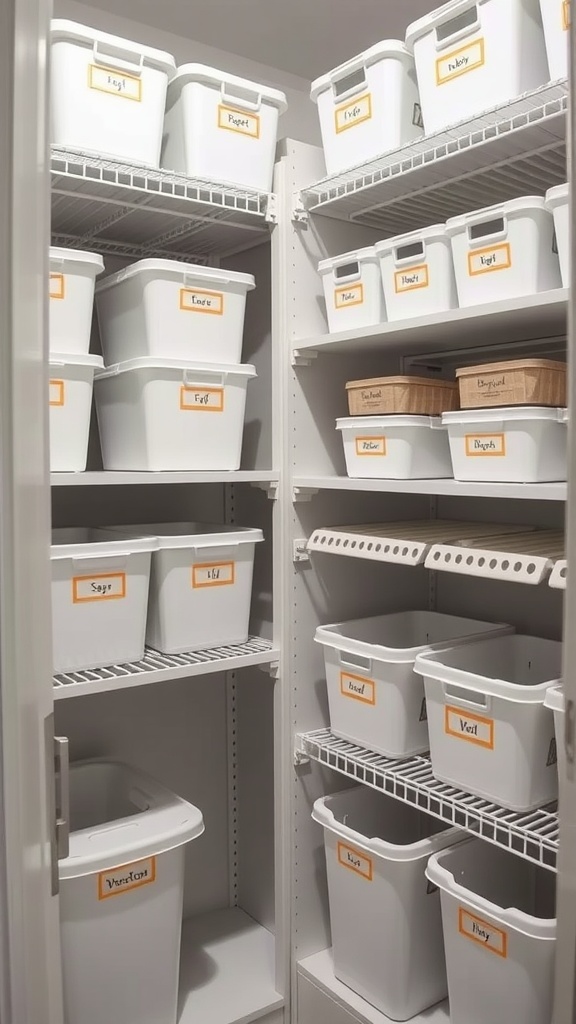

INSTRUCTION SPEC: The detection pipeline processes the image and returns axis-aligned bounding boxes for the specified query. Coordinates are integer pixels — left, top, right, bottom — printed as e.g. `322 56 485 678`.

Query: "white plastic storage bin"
337 414 452 479
540 0 570 79
405 0 550 135
375 224 457 321
546 182 569 288
315 612 512 758
162 65 287 192
319 248 384 333
446 197 561 307
442 406 568 483
415 634 562 811
50 21 175 166
94 358 256 471
49 352 103 472
313 787 464 1020
427 840 555 1024
49 247 104 355
311 41 422 176
60 760 204 1024
51 528 157 673
545 684 565 804
96 259 255 366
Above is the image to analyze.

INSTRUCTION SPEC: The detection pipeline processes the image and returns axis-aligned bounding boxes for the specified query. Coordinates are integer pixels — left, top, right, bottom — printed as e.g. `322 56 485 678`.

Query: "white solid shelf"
298 948 449 1024
53 636 279 699
51 470 279 487
426 530 565 585
293 475 567 502
297 729 558 871
178 907 283 1024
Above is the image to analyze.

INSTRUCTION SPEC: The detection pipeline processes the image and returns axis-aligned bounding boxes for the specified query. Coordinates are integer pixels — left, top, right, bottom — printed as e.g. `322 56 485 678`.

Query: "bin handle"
444 683 490 712
329 58 368 101
394 240 425 266
182 370 226 387
331 258 362 285
220 82 262 112
182 271 231 288
92 40 145 76
338 651 372 674
435 3 480 50
466 215 508 247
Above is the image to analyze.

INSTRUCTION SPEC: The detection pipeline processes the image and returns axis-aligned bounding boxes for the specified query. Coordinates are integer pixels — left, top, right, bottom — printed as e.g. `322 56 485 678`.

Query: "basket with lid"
346 375 459 417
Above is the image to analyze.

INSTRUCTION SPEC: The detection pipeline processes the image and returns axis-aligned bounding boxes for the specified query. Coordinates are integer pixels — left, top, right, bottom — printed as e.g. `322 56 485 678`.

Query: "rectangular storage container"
319 247 384 334
49 353 103 473
96 259 255 365
49 247 104 355
540 0 570 79
405 0 550 135
375 224 458 321
50 20 175 166
313 787 464 1020
94 358 256 471
546 182 569 287
337 414 452 479
415 634 562 810
456 358 567 409
311 41 422 176
60 760 204 1024
426 840 555 1024
346 375 459 417
442 406 567 483
446 197 561 307
51 528 157 673
545 684 565 805
162 64 287 192
315 612 513 758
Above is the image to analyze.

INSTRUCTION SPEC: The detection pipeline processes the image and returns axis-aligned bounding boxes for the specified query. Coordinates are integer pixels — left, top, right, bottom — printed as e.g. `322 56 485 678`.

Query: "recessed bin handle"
92 40 145 75
466 215 508 246
220 82 262 112
332 260 361 284
444 682 490 712
182 370 227 387
338 651 372 674
329 59 368 101
183 271 231 288
394 240 425 265
435 3 480 48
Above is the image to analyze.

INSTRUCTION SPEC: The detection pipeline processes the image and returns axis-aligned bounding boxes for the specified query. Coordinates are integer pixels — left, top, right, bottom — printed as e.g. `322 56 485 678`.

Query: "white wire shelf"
293 476 567 502
297 729 558 870
549 559 568 589
51 470 279 487
426 530 565 585
53 636 278 699
51 147 274 261
297 80 567 232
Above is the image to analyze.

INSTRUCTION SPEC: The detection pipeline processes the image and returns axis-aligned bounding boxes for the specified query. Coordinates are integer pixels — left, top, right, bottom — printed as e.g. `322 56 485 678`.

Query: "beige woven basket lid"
456 359 566 378
346 375 458 390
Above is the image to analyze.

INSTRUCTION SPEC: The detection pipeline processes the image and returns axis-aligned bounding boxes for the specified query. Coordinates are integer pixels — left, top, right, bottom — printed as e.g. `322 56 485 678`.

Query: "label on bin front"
49 273 65 299
98 856 157 900
436 39 485 85
179 287 224 315
180 386 225 412
464 433 506 457
563 0 571 30
467 243 511 276
218 104 260 138
49 380 65 407
445 706 494 749
394 265 429 292
355 437 386 456
192 561 235 588
88 64 142 102
337 841 373 880
340 671 376 705
334 283 364 308
458 908 507 958
334 93 372 133
72 572 127 603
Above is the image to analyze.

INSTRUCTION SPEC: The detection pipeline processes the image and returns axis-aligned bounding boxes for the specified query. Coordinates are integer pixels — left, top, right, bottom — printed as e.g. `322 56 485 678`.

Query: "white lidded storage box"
375 223 457 321
96 259 255 365
311 41 422 176
60 760 204 1024
319 247 384 333
415 634 562 811
446 197 561 307
94 358 256 471
313 787 464 1020
442 406 568 483
162 65 287 192
545 684 565 805
51 528 157 673
315 612 513 758
405 0 550 135
540 0 570 79
49 247 104 355
545 182 569 287
337 414 452 479
427 840 555 1024
49 352 103 472
50 21 175 166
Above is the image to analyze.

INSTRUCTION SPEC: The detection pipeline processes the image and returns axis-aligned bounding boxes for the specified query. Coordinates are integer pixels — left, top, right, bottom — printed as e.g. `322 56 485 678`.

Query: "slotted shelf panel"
426 530 565 585
549 558 568 589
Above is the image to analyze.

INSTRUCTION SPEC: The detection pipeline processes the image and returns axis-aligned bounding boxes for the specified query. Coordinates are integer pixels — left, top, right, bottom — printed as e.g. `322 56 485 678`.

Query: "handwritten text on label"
468 243 512 276
445 706 494 749
465 433 506 457
436 39 485 85
98 857 156 900
334 93 372 133
88 64 142 102
340 671 376 705
72 572 127 604
355 437 386 457
180 386 224 412
459 908 507 957
337 841 373 880
180 287 224 315
49 380 65 407
394 264 429 292
50 273 65 299
192 561 235 588
334 283 364 309
217 104 260 138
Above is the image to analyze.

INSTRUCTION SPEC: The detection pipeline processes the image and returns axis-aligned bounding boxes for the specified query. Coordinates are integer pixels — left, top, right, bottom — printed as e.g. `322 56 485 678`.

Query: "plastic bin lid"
546 182 569 207
167 63 287 111
374 224 449 254
442 406 567 425
406 0 490 50
107 522 264 550
49 352 104 369
96 258 255 294
49 247 104 272
336 414 444 430
445 196 549 234
346 375 457 391
311 40 413 101
318 246 377 273
59 760 204 879
544 684 565 714
95 357 257 380
51 526 159 559
456 358 566 377
50 20 176 74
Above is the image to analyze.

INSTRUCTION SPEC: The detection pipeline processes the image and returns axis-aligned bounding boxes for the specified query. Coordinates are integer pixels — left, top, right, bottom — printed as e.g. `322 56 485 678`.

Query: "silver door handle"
54 735 70 863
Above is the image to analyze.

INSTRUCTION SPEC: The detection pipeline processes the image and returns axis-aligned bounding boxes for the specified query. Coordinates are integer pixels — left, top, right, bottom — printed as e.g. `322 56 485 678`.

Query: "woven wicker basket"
346 375 459 417
456 359 567 409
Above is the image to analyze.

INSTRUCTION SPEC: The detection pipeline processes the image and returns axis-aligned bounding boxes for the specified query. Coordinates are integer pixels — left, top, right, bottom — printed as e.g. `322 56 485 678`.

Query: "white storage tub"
311 41 422 176
50 21 175 166
545 182 569 288
442 406 568 483
49 352 103 473
337 414 452 479
94 358 256 471
49 247 104 355
96 259 255 366
319 247 384 333
405 0 550 135
375 224 457 321
162 65 287 192
427 840 555 1024
60 760 204 1024
446 197 561 307
51 528 157 673
313 787 464 1020
540 0 570 79
315 612 513 758
415 634 562 811
545 684 565 805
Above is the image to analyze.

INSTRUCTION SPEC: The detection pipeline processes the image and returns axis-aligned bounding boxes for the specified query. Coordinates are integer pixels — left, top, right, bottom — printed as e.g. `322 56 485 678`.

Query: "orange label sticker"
445 706 494 749
217 104 260 138
88 63 142 101
468 243 511 276
98 856 156 900
335 93 372 133
72 572 127 603
563 0 571 29
180 287 224 315
340 671 376 705
192 561 235 588
355 436 386 456
180 386 224 412
465 433 506 457
334 282 364 309
436 38 485 85
337 841 373 880
459 908 507 958
49 380 65 406
394 264 429 292
50 273 65 299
